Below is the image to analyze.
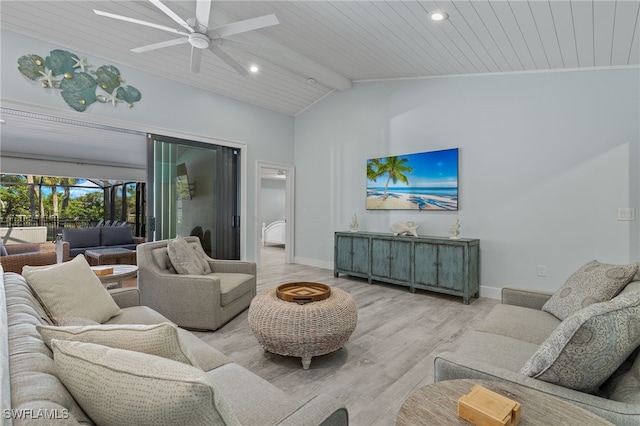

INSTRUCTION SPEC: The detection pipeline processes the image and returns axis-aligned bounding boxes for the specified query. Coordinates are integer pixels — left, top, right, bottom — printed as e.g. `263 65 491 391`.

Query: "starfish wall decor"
17 49 141 112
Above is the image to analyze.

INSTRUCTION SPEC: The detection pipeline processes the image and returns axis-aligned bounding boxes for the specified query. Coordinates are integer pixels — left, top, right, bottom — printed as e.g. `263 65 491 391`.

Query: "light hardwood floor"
193 246 499 425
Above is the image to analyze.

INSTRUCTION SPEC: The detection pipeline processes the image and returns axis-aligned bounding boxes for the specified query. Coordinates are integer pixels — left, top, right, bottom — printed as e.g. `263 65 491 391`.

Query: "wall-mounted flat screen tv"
366 148 458 211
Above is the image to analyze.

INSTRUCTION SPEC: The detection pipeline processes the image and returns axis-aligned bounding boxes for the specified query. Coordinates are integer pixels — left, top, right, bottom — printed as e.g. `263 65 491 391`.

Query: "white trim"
256 161 295 268
293 256 333 271
478 285 501 301
353 64 640 84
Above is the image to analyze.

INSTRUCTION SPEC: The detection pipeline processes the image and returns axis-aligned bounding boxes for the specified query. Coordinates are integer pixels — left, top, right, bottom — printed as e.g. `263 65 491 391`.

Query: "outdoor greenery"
0 174 134 223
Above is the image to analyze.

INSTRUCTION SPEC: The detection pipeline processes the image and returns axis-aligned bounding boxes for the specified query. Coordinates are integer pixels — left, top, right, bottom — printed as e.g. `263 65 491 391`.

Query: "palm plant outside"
368 156 413 200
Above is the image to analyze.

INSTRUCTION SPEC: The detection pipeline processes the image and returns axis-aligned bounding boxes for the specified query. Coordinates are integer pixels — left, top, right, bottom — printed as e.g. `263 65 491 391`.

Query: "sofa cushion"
101 226 134 246
542 260 638 320
63 227 101 249
521 290 640 393
37 322 199 367
0 240 7 256
22 255 121 324
455 330 540 373
167 235 208 275
51 339 240 426
207 362 299 426
476 304 561 346
607 349 640 404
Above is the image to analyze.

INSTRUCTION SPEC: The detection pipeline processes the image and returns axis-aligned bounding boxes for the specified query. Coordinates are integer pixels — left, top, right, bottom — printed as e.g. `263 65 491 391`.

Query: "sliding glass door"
147 134 240 260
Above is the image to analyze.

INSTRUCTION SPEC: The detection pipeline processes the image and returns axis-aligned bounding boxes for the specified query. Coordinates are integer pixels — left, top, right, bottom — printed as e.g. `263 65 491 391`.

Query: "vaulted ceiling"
2 0 639 116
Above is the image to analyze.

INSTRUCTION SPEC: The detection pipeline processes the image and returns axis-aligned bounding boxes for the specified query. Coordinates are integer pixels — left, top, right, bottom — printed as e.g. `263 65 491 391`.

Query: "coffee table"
84 247 135 266
248 284 357 369
90 265 138 289
396 379 613 425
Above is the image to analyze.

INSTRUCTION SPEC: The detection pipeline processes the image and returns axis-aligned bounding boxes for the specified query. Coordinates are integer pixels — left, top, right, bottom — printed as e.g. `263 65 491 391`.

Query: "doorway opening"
256 162 294 269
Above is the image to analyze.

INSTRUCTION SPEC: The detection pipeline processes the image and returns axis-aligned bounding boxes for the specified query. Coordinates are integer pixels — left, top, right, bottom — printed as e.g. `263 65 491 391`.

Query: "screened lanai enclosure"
0 174 145 242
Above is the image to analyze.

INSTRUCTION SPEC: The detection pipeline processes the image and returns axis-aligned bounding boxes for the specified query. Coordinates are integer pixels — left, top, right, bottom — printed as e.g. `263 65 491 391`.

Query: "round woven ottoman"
248 286 358 369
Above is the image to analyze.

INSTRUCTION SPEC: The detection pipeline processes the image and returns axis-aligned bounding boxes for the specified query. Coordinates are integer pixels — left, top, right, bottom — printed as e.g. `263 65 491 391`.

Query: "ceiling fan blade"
191 48 203 74
218 39 282 58
209 14 279 38
195 0 212 31
131 37 189 53
149 0 194 33
209 45 248 76
94 10 189 36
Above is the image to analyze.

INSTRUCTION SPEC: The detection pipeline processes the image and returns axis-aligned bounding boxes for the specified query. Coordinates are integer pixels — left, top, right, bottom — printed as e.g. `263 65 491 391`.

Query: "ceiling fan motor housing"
189 33 210 49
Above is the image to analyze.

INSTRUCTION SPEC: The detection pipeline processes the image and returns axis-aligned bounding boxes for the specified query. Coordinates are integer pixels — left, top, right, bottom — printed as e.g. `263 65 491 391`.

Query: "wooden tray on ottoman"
276 282 331 304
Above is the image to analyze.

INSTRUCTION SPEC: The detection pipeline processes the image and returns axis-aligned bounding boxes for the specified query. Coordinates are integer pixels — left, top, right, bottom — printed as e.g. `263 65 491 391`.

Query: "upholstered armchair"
0 242 57 274
136 236 256 331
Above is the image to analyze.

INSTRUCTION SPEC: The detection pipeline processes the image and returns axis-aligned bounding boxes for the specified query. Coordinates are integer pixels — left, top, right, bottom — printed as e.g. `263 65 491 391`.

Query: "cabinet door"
414 242 438 285
336 234 369 274
371 239 411 282
438 244 465 291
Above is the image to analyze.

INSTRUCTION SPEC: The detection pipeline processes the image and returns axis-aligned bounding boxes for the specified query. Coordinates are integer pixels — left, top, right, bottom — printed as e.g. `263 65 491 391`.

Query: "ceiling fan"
94 0 279 75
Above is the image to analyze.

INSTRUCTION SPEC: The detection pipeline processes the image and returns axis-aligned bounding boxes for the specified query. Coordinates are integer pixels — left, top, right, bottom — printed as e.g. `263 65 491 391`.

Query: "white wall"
260 178 286 226
294 68 640 298
0 30 295 261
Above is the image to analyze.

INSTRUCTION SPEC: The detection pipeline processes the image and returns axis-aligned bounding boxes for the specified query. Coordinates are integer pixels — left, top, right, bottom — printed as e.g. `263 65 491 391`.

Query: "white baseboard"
293 257 334 270
479 285 501 300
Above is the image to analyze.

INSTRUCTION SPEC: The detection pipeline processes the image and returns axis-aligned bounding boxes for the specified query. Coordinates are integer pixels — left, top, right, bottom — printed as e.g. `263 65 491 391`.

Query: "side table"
91 265 138 289
84 248 135 266
396 379 613 425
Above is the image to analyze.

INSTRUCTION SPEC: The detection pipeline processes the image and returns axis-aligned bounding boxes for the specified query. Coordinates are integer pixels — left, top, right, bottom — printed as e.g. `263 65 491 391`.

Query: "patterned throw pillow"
542 260 638 320
521 291 640 393
167 236 211 275
51 340 240 426
37 322 199 367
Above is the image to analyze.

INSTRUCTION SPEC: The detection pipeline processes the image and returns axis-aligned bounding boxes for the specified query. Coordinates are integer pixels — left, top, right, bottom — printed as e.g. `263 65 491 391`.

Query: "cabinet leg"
463 297 470 305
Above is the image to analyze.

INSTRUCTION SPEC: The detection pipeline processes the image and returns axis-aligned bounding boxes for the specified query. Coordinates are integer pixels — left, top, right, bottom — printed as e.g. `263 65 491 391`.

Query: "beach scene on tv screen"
366 148 458 210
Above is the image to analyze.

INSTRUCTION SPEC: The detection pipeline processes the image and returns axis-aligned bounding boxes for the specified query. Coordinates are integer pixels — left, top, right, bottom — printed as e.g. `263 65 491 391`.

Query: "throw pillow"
22 255 121 324
55 317 100 326
167 235 208 275
51 340 240 426
38 322 199 367
63 227 101 249
521 290 640 393
0 240 7 256
542 260 638 320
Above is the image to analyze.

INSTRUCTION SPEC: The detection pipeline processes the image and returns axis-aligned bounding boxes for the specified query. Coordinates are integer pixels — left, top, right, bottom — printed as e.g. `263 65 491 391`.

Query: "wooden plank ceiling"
1 1 639 116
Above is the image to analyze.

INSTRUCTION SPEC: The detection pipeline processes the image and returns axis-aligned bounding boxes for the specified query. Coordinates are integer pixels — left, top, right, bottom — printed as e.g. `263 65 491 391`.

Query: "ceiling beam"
211 11 352 91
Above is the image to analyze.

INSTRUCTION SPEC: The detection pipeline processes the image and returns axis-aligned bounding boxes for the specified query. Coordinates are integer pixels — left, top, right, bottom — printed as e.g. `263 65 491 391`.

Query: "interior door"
147 134 240 259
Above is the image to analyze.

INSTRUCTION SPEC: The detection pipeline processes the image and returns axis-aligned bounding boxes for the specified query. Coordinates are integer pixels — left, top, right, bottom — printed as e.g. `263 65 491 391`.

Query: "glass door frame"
146 133 248 260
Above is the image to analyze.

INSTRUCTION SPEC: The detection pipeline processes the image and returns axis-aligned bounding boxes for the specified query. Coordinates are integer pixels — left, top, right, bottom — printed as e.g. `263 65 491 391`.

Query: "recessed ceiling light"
430 11 449 22
249 64 259 73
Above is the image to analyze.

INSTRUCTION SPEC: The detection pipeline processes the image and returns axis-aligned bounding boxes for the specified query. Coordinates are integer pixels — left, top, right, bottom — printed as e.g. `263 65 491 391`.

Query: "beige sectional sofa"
0 265 348 425
435 272 640 425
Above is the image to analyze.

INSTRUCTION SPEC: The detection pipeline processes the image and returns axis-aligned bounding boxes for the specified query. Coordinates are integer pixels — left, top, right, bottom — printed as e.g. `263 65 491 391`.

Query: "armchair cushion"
22 255 121 325
38 322 199 367
101 226 134 246
63 227 101 249
521 290 640 393
51 339 240 426
542 260 638 320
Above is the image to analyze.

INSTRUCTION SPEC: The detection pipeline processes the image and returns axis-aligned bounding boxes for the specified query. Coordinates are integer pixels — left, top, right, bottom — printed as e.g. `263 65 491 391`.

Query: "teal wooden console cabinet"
334 232 480 304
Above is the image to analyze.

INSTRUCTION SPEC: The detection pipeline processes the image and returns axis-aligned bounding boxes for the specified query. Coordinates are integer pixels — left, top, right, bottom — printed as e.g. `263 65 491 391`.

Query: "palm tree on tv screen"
373 156 413 200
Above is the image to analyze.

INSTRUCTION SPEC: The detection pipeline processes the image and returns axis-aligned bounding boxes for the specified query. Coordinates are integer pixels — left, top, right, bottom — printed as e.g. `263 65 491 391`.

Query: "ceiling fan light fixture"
430 11 449 22
189 33 210 49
